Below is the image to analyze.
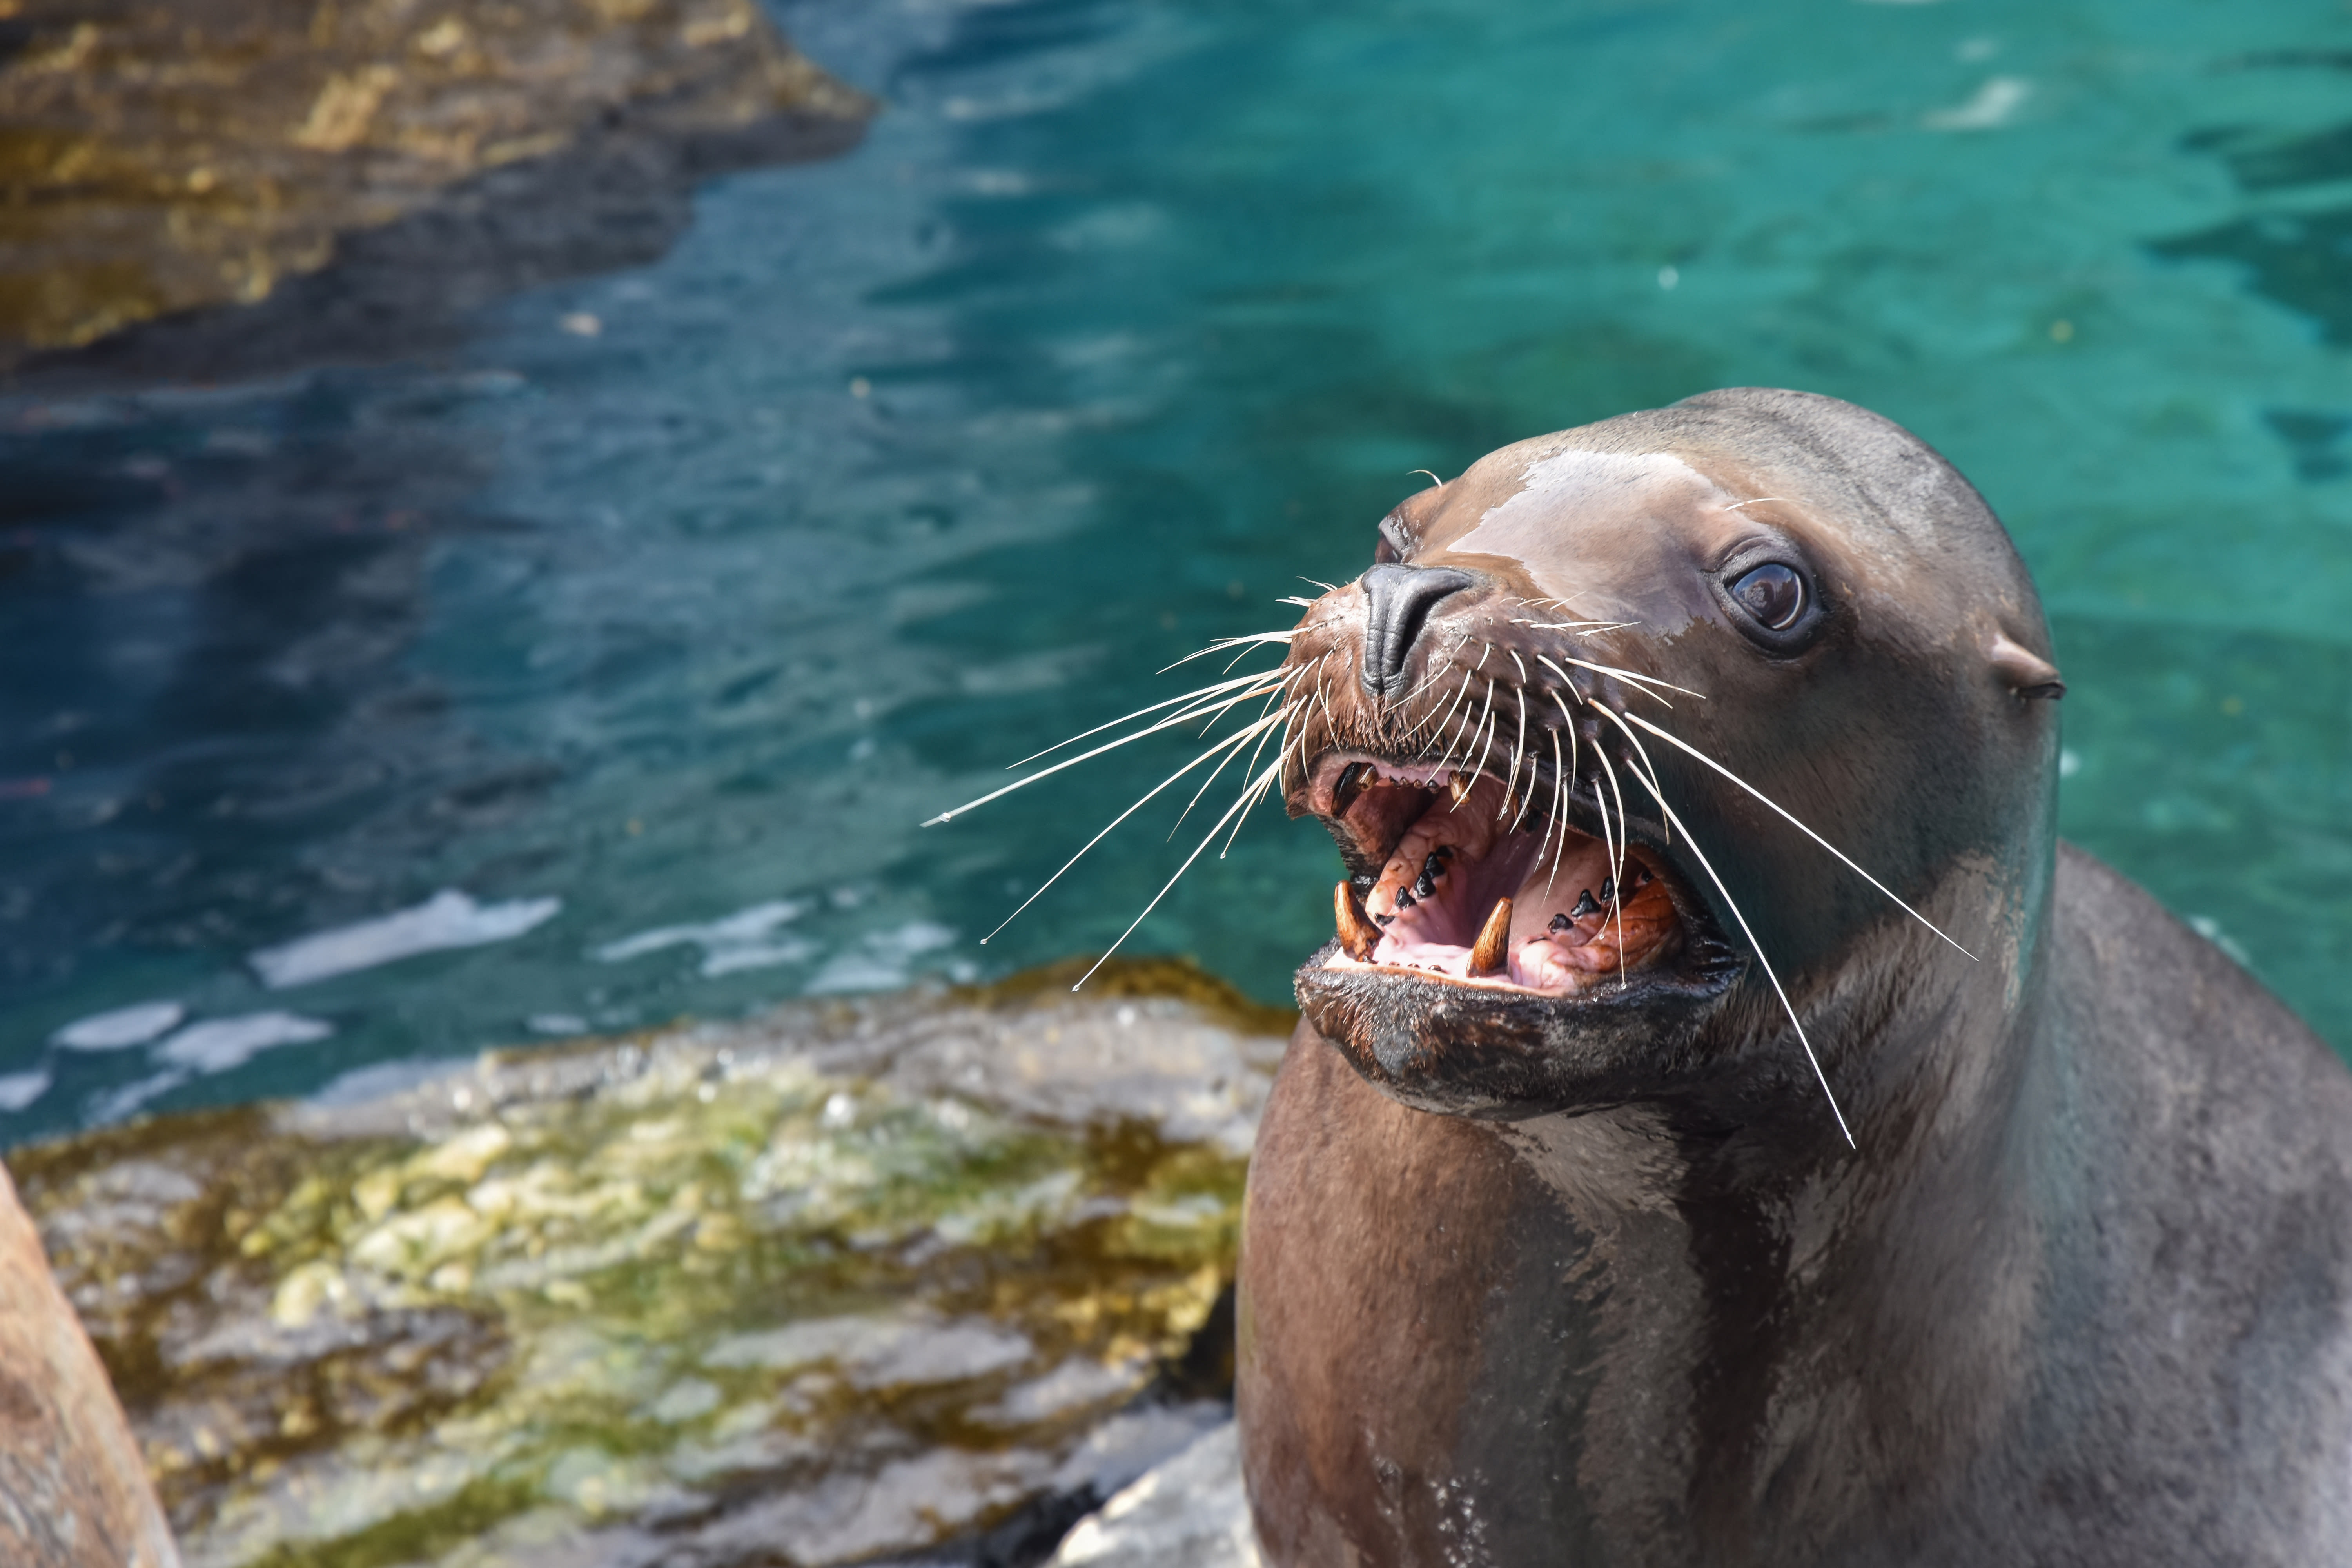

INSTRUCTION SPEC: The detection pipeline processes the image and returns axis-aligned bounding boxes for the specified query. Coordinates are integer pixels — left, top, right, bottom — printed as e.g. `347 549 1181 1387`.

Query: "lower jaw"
1292 943 1735 1119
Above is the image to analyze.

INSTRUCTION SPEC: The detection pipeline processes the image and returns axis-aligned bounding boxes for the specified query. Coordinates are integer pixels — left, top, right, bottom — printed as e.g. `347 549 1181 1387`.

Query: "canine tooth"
1334 882 1381 962
1333 762 1373 815
1449 775 1474 808
1470 897 1512 976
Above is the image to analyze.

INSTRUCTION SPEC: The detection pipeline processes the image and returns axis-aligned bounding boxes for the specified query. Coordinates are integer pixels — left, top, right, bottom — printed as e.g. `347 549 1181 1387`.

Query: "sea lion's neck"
1494 975 2047 1555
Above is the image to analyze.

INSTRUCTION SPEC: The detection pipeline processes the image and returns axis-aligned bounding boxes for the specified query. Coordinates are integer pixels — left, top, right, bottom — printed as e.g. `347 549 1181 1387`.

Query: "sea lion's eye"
1730 563 1805 630
1374 515 1413 565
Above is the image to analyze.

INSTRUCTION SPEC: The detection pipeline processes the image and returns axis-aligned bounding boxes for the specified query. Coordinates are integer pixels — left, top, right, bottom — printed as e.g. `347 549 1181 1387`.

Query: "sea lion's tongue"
1363 774 1679 990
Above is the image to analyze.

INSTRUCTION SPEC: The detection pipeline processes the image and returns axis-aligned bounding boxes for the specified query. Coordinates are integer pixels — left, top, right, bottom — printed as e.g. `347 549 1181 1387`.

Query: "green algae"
13 962 1286 1567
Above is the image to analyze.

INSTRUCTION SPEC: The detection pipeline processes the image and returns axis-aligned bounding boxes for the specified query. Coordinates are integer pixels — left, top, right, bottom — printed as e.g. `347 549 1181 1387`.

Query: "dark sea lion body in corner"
0 1161 180 1567
1236 388 2352 1564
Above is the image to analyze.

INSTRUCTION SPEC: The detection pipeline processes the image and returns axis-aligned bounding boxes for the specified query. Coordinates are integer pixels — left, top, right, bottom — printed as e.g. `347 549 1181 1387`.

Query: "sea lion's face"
1283 427 2060 1125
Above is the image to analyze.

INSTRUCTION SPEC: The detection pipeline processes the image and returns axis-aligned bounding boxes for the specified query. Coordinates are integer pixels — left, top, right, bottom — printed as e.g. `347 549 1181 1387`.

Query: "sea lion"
1234 388 2352 1565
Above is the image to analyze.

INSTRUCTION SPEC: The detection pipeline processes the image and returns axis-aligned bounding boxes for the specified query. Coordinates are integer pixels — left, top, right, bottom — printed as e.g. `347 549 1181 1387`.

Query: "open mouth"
1307 752 1690 997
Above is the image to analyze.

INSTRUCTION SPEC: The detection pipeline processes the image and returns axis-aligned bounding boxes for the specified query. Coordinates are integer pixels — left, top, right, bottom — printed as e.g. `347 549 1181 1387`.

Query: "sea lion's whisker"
1631 777 1858 1150
1220 702 1298 858
1508 650 1530 683
1278 595 1318 609
1074 751 1289 990
1622 711 1977 960
1396 649 1466 719
1722 496 1788 512
1169 683 1294 835
1544 725 1571 895
1159 629 1299 674
1588 735 1632 986
978 706 1290 944
1504 687 1535 827
1510 618 1636 635
1587 702 1671 848
926 675 1293 825
1537 653 1702 706
1005 668 1290 770
1416 666 1476 748
1297 576 1339 593
1453 688 1499 788
1429 679 1482 777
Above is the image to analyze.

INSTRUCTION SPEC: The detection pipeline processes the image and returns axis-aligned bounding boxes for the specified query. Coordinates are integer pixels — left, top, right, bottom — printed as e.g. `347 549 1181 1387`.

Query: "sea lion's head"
1282 388 2064 1138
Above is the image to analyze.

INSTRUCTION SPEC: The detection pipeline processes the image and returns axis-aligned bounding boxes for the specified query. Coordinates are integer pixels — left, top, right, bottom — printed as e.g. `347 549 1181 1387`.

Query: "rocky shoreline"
11 959 1286 1567
0 0 872 387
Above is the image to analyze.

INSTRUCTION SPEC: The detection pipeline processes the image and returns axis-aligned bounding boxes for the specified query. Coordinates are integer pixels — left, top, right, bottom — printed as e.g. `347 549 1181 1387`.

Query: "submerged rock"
11 959 1291 1568
0 0 872 383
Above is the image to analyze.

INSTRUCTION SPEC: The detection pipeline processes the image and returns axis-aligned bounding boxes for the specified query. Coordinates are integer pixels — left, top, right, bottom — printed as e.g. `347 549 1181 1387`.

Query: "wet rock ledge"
11 959 1291 1568
0 0 872 384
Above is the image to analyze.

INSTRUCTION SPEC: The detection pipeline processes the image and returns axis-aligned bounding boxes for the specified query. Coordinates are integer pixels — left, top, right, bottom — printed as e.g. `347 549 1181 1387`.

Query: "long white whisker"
1632 779 1857 1149
1510 618 1638 634
1545 725 1570 896
1159 630 1298 674
1005 669 1287 770
1421 665 1476 749
1220 717 1292 858
1505 687 1534 827
1169 688 1290 836
926 676 1285 824
1623 711 1976 960
1546 688 1582 799
980 709 1285 943
1589 740 1634 989
1536 652 1703 706
1074 753 1288 989
1587 702 1670 848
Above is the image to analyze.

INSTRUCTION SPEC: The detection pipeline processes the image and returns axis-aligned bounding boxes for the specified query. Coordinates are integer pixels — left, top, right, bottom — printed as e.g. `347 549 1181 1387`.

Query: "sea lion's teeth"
1470 897 1513 976
1449 774 1473 808
1571 889 1601 918
1334 881 1380 962
1333 762 1374 816
1548 912 1574 933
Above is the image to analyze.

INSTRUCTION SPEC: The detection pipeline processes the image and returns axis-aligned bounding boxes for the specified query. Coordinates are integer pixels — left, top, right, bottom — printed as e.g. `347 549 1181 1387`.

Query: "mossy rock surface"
13 960 1295 1568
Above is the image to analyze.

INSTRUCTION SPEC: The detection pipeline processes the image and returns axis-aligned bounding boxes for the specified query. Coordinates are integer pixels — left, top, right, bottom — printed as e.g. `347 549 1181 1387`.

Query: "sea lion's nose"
1358 564 1476 700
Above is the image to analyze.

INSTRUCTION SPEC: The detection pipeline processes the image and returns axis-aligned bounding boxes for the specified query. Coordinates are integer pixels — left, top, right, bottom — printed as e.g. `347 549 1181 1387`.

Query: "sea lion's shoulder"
2051 839 2352 1140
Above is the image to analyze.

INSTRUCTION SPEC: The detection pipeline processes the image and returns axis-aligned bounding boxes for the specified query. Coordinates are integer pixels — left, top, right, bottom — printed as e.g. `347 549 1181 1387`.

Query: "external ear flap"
1988 632 2065 701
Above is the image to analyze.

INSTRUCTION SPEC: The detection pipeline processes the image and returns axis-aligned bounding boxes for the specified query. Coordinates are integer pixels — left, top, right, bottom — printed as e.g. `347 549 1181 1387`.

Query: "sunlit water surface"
5 0 2352 1140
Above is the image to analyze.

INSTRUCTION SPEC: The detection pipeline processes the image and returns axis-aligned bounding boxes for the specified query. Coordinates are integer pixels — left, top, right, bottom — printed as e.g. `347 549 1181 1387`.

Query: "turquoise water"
5 0 2352 1140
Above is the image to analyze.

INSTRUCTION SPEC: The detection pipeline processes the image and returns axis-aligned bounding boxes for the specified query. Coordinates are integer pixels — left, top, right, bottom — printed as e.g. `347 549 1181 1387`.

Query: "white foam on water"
1923 76 2029 131
155 1011 334 1073
53 1000 186 1051
0 1070 51 1112
250 890 563 989
805 921 957 996
89 1070 191 1125
593 900 811 977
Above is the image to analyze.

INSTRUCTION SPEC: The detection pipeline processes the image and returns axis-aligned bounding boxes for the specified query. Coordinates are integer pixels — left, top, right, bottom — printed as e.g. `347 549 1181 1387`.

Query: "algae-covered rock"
0 0 872 379
11 960 1294 1568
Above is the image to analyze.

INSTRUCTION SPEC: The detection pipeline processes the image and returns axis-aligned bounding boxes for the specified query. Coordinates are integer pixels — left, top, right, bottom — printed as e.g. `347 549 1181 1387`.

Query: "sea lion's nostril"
1358 564 1476 699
